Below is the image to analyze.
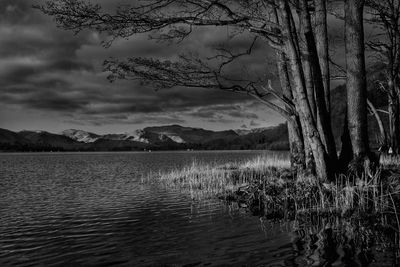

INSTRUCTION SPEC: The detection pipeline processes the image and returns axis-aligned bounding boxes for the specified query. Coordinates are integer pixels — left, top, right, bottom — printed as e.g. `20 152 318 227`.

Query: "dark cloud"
0 0 36 24
0 0 284 131
250 120 260 127
227 110 258 119
188 104 259 122
67 112 186 127
2 90 89 111
48 60 94 72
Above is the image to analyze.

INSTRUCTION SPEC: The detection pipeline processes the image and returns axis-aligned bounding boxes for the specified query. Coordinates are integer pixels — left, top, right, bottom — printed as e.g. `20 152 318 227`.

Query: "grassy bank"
147 153 400 220
145 153 291 200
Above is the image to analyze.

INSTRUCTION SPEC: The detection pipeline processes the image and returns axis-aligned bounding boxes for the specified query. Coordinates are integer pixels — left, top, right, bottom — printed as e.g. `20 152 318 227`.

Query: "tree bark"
299 0 338 168
280 0 329 181
296 7 317 122
275 49 307 173
388 80 400 154
314 0 331 113
345 0 370 158
287 118 307 173
300 115 317 175
339 111 353 173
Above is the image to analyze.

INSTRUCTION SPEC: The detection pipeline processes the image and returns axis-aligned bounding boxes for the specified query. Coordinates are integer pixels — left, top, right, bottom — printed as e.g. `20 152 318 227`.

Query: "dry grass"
380 154 400 168
295 170 393 215
239 153 291 171
145 153 291 200
146 152 400 219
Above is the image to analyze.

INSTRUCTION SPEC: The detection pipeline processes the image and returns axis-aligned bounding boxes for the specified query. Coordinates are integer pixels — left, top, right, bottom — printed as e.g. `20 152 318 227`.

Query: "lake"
0 151 397 266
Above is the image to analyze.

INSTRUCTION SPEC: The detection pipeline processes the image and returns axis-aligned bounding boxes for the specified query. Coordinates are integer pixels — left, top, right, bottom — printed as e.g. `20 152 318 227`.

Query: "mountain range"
0 124 289 152
0 80 390 153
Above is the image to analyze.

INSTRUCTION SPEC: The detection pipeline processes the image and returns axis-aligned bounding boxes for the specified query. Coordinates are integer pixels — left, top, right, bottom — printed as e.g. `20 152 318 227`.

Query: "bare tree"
366 0 400 155
35 0 374 180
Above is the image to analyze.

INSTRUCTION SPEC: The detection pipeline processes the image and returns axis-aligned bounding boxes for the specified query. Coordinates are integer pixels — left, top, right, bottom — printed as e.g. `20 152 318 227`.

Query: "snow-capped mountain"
158 132 186 143
61 125 238 145
123 129 149 143
143 125 238 144
1 123 290 151
234 127 272 136
61 129 100 143
100 131 149 143
59 125 277 146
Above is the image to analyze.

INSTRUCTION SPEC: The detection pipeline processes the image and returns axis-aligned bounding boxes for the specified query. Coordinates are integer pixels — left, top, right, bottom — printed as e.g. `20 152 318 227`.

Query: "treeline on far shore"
0 140 290 153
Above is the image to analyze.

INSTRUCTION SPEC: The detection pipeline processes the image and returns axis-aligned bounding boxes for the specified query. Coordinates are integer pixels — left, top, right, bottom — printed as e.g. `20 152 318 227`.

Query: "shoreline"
150 153 400 222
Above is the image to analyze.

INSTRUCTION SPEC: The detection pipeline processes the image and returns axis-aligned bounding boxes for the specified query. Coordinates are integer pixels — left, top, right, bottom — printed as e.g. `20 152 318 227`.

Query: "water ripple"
0 151 396 266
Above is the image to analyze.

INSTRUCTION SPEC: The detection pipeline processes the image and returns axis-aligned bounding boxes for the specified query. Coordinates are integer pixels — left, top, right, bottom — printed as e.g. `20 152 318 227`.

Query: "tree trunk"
275 49 307 173
297 7 317 121
288 118 307 173
367 99 387 150
388 81 400 154
301 116 317 175
280 0 329 181
299 0 338 169
303 56 317 122
339 111 353 172
345 0 370 159
314 0 331 113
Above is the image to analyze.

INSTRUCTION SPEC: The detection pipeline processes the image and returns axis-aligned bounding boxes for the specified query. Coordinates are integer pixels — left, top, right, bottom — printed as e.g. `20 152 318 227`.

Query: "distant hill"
234 127 273 136
0 124 289 152
0 128 31 150
61 129 101 143
18 131 81 150
2 71 389 153
143 125 239 144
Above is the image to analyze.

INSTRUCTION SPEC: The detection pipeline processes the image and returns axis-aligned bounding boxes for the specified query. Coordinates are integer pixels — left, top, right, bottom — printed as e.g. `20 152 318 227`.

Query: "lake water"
0 151 397 266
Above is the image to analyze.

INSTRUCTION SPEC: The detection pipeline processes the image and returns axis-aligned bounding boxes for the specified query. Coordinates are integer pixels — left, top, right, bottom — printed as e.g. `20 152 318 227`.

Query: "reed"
295 170 391 215
150 153 291 200
380 154 400 168
148 152 400 219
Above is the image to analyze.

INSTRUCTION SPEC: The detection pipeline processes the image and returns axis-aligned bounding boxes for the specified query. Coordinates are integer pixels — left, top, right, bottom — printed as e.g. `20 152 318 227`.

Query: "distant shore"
0 148 290 153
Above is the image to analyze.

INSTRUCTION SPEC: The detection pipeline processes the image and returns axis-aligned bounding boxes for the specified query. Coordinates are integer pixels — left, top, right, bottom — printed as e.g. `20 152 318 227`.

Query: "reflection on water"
0 151 398 266
289 216 399 266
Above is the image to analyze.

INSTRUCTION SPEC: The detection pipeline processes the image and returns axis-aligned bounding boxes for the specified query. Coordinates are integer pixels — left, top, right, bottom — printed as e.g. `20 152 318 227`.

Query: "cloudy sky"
0 0 347 134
